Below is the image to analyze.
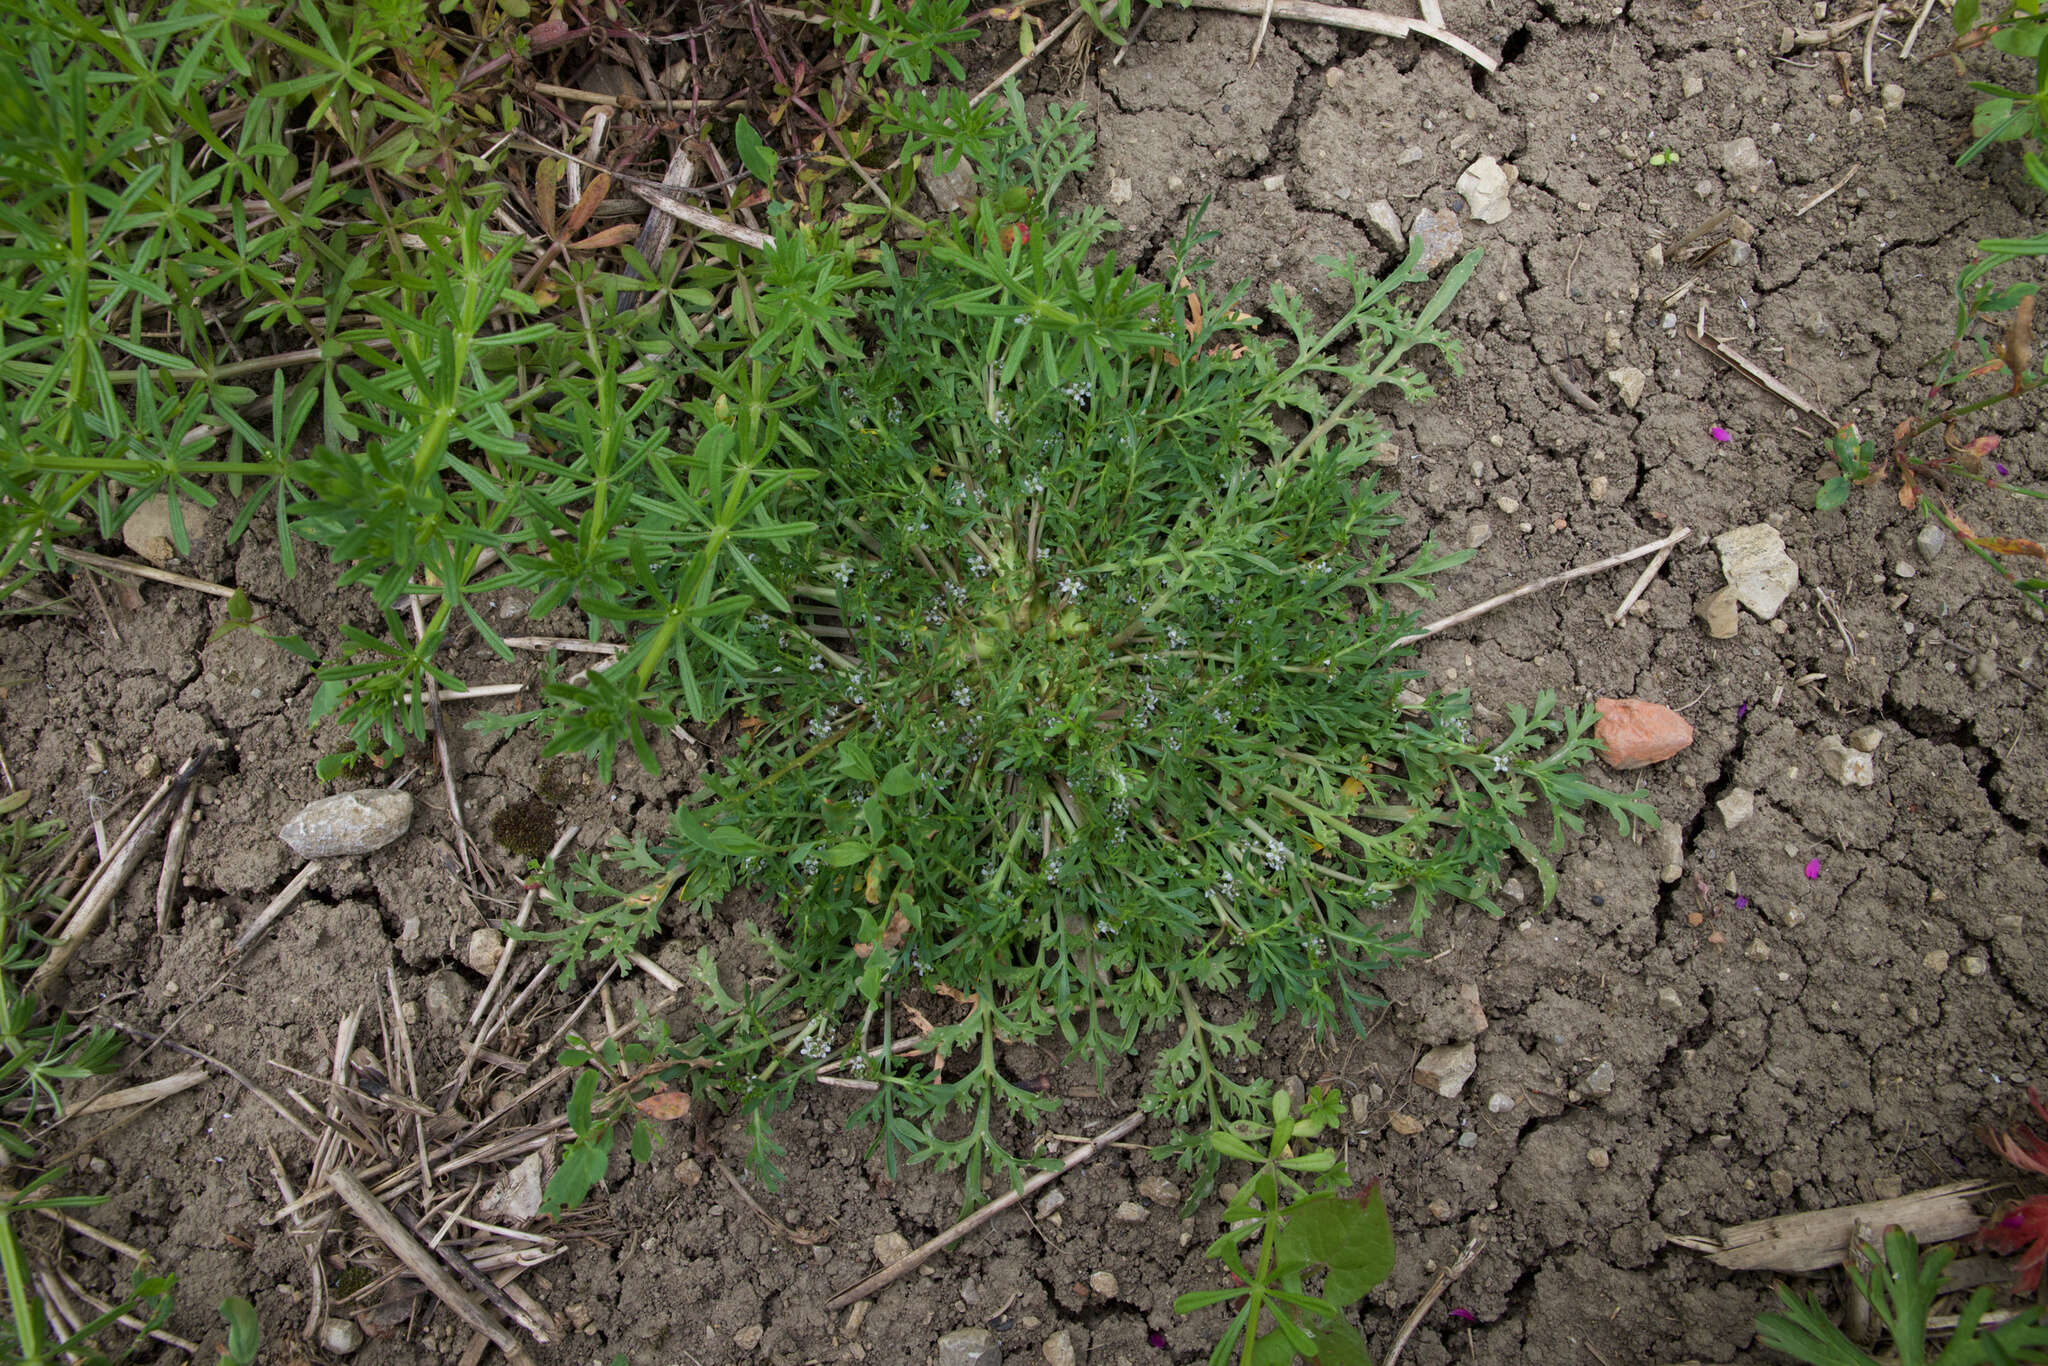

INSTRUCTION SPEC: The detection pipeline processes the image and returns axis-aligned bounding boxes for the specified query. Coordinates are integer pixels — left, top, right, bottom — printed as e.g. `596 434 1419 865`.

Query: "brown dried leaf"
563 172 612 237
535 157 563 239
635 1087 691 1121
2002 293 2036 392
569 222 640 251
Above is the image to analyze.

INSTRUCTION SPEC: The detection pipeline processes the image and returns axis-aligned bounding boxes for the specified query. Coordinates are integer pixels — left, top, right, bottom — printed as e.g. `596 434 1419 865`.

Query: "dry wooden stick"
1793 163 1861 218
969 7 1086 106
387 1196 556 1346
1248 0 1281 64
106 1021 318 1142
67 1068 208 1120
153 781 197 932
325 1167 538 1366
47 545 238 599
1396 523 1694 647
49 1267 199 1354
1382 1228 1489 1366
468 826 581 1030
519 137 774 250
825 1109 1146 1310
1608 525 1693 625
1689 315 1836 424
409 597 483 886
229 859 324 956
32 743 215 993
1179 0 1497 70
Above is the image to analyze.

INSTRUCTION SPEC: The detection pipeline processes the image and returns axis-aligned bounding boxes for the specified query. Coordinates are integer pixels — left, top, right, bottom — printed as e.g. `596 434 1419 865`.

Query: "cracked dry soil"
5 0 2048 1361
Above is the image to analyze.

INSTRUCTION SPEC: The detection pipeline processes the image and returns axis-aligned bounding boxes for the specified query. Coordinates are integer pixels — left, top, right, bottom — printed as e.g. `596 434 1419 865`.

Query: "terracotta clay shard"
1593 698 1694 770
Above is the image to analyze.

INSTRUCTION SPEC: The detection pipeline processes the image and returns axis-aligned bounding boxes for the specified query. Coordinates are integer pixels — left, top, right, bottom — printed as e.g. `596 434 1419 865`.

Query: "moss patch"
490 795 558 861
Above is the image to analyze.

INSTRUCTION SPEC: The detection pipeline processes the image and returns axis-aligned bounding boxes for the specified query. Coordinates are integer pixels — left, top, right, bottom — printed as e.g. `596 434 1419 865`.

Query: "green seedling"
1757 1227 2048 1366
1174 1087 1394 1366
1649 147 1681 166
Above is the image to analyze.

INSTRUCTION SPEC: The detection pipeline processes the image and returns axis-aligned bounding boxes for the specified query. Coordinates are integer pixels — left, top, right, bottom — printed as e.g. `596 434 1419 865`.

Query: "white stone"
1456 156 1513 223
1089 1270 1119 1298
121 494 181 567
1717 788 1756 829
939 1327 1002 1366
320 1319 364 1355
1818 735 1875 787
1607 365 1647 408
1415 1041 1477 1098
1108 176 1133 205
279 790 413 858
873 1232 913 1266
1043 1330 1076 1366
1718 136 1766 183
1714 524 1800 620
465 926 505 976
1364 199 1406 255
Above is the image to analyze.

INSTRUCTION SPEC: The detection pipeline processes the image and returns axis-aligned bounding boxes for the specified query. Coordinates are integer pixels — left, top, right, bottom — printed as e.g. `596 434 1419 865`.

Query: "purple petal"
1996 462 2011 476
1710 425 1733 442
1734 896 1749 910
1736 703 1750 720
1804 858 1822 880
1450 1308 1477 1323
1149 1331 1169 1350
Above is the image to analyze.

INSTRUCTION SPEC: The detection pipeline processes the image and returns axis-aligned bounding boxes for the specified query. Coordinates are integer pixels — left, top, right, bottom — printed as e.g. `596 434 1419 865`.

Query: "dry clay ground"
4 0 2048 1362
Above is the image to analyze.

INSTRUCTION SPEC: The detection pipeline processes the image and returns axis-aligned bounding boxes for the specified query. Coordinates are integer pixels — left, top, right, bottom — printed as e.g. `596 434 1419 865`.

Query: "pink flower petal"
1803 858 1822 879
1710 425 1733 443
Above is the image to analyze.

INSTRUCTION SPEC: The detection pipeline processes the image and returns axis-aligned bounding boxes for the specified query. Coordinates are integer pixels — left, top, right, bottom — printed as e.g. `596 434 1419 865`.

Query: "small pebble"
735 1324 765 1350
1586 1147 1610 1170
1035 1188 1067 1218
1923 950 1950 973
1487 1091 1515 1114
938 1327 1002 1366
1388 1112 1426 1135
1456 1130 1478 1149
1043 1330 1076 1366
1113 1201 1147 1223
465 926 505 976
1468 520 1493 549
1427 1197 1453 1220
1961 955 1988 977
279 790 413 858
1917 523 1948 561
1136 1174 1179 1205
1582 1061 1616 1096
320 1319 364 1356
1849 726 1883 753
1657 986 1684 1014
1089 1271 1119 1298
134 751 161 780
874 1232 913 1267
